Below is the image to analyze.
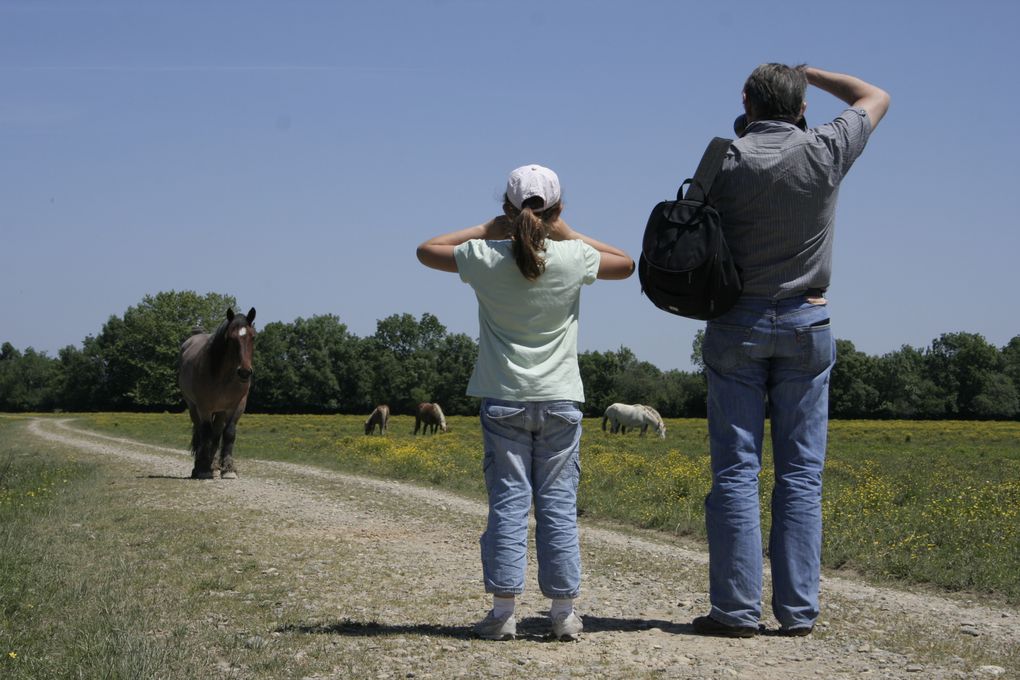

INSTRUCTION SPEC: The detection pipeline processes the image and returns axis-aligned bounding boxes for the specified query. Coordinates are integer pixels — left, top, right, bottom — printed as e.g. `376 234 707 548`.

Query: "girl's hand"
482 216 512 240
546 218 578 241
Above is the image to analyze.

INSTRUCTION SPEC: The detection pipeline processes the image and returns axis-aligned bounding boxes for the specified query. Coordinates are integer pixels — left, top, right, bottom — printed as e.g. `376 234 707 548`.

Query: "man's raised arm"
804 66 891 129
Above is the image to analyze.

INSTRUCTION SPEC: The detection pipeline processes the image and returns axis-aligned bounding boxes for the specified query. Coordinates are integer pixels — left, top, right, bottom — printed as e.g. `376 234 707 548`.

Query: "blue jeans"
702 295 835 629
479 398 583 600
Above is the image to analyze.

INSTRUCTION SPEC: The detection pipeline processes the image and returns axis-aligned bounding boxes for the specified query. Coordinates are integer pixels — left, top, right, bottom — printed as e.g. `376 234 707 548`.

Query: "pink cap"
506 164 561 212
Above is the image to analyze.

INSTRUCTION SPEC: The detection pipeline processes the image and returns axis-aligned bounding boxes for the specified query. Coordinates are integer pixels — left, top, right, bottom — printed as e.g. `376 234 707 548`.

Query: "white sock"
492 596 515 617
549 598 574 618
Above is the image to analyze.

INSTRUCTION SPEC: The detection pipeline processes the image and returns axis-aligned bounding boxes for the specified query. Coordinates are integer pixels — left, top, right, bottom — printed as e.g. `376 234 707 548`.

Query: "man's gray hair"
743 63 807 123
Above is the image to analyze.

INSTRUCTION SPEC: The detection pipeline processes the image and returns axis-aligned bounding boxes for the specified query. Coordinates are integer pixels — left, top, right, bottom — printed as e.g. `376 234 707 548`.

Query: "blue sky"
2 0 1018 372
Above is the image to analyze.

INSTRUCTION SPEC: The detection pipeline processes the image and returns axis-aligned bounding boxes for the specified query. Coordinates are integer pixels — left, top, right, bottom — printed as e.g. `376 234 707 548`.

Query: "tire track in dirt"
26 418 1018 679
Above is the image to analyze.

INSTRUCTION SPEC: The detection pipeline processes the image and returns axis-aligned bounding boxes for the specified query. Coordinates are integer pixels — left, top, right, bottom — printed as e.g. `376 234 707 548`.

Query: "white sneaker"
551 611 583 641
473 610 516 640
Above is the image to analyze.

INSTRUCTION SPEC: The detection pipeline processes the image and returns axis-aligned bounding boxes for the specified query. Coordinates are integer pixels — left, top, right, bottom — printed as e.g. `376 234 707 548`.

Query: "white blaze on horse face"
238 328 247 337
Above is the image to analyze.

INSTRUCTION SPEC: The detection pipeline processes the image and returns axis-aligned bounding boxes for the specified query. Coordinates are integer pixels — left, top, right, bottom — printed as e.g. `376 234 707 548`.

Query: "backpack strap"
682 137 732 202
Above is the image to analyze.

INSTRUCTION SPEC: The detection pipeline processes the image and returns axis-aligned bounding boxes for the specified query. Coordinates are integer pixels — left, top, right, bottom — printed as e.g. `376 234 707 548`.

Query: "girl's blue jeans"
478 398 583 600
702 295 835 630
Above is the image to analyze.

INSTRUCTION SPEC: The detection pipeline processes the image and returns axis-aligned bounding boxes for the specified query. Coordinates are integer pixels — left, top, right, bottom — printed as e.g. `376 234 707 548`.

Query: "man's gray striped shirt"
710 107 872 300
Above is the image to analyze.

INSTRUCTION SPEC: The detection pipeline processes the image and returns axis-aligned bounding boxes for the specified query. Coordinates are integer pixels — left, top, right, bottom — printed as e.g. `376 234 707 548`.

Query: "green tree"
370 314 448 413
872 346 945 419
1 342 18 361
578 347 637 416
249 315 358 413
1002 336 1020 412
93 291 238 409
927 332 1018 419
248 321 297 412
660 369 708 417
0 346 60 412
690 329 706 373
374 313 446 359
829 339 881 418
613 359 667 411
55 337 106 411
432 333 479 415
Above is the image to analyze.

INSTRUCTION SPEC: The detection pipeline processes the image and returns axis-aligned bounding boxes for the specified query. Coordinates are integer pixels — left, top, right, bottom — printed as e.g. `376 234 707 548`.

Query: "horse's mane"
207 317 231 363
640 404 663 423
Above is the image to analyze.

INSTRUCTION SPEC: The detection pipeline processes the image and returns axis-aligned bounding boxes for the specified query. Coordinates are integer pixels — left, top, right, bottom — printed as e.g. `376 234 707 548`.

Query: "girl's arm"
416 217 509 273
547 219 635 280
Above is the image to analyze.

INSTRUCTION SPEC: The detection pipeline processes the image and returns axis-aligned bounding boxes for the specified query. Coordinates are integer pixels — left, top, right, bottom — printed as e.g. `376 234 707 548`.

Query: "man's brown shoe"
692 615 758 638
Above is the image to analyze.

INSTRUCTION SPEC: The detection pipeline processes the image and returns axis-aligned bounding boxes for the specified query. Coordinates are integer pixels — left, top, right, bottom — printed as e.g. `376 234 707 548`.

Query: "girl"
416 164 633 640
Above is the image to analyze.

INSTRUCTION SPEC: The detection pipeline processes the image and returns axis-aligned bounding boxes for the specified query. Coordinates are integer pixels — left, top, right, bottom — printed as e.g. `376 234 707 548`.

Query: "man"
693 64 890 638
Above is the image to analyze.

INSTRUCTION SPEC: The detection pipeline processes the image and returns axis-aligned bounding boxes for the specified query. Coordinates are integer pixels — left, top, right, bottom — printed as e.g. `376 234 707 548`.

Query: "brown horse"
414 402 447 435
364 404 390 435
178 307 256 479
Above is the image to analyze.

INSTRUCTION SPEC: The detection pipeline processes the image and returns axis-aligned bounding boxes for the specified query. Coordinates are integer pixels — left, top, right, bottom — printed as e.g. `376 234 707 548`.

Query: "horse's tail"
601 414 608 431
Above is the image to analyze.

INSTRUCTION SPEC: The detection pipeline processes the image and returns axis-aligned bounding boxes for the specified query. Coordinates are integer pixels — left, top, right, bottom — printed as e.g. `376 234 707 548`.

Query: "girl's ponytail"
503 196 563 281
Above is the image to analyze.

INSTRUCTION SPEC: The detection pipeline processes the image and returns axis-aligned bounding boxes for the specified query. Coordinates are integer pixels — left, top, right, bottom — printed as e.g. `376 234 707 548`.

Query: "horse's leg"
208 414 227 477
186 404 203 477
219 411 241 479
193 420 216 479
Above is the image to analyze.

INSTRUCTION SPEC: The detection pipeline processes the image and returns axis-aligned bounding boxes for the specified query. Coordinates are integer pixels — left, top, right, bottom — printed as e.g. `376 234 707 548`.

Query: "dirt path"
26 418 1018 679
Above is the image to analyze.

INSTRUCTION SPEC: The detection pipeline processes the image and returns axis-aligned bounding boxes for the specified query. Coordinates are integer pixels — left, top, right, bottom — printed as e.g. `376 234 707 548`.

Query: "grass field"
51 411 1020 604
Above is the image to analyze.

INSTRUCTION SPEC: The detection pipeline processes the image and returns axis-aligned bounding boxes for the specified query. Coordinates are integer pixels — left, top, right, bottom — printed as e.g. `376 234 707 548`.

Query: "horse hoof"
220 471 237 479
192 470 214 480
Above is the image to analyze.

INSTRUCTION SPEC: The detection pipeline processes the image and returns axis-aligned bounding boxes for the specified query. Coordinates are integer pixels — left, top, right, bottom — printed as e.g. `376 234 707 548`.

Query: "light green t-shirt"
454 238 600 402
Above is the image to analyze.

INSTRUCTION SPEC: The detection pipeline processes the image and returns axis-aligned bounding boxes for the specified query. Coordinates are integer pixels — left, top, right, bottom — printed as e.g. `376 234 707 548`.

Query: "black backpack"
638 137 742 320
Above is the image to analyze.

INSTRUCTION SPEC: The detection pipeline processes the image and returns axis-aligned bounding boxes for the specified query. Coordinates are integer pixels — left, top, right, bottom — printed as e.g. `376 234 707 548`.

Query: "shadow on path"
277 615 696 641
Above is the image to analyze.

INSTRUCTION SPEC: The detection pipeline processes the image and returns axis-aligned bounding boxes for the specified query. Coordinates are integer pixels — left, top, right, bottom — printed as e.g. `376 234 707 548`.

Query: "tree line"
1 290 1018 420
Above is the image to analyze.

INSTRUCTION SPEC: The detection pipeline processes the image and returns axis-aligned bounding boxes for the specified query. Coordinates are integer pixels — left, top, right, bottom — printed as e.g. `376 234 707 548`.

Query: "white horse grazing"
601 403 666 439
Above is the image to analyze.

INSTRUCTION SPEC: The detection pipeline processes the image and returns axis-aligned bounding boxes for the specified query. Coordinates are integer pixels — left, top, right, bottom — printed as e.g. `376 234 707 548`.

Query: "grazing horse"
414 402 447 435
601 403 667 439
364 404 390 435
178 307 256 479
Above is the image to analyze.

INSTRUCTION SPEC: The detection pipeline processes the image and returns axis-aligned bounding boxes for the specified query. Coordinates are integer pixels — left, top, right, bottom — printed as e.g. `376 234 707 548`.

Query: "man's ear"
800 100 808 117
742 91 756 122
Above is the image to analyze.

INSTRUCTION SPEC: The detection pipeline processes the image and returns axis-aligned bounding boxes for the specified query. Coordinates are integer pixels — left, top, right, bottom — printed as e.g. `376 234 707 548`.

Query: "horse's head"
224 307 257 383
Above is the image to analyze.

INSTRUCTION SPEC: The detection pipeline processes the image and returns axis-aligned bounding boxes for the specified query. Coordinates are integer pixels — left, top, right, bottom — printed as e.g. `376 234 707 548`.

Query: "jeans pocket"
481 401 528 444
795 323 835 372
539 405 583 457
545 403 583 426
483 403 526 421
704 323 752 372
